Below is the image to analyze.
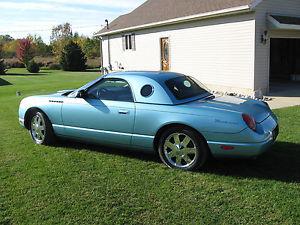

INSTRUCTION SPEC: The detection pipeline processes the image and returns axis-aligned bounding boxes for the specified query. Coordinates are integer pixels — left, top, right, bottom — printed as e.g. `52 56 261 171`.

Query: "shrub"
60 41 86 71
4 58 25 68
0 59 7 75
86 57 101 69
27 60 40 73
48 63 61 70
34 56 54 68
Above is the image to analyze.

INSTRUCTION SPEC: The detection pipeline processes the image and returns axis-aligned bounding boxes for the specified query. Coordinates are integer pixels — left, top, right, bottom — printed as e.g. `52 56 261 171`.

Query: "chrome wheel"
30 114 46 143
163 133 198 169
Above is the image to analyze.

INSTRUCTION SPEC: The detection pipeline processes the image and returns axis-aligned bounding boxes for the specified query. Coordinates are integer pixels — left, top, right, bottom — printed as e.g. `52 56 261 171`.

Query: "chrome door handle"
118 110 129 115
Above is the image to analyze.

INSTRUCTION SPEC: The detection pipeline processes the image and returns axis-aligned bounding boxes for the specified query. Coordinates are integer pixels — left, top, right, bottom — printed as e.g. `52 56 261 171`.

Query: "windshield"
165 76 210 100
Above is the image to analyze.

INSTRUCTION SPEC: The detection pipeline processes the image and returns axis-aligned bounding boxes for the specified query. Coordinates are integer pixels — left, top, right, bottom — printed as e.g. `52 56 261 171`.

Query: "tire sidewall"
29 111 54 145
158 127 208 171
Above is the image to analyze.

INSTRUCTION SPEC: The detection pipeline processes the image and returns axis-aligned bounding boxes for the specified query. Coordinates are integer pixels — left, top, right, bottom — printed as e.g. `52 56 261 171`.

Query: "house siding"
102 12 256 95
254 0 300 94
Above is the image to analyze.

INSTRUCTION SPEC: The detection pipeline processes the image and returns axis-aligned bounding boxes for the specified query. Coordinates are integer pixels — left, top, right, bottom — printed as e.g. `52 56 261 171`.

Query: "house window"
122 34 135 51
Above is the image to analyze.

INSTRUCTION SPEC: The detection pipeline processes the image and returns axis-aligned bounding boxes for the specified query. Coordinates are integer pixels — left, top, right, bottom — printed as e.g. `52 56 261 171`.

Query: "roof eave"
95 5 252 37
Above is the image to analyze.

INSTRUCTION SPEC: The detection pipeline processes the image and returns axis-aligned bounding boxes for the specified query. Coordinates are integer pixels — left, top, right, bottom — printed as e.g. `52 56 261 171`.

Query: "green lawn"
0 68 300 224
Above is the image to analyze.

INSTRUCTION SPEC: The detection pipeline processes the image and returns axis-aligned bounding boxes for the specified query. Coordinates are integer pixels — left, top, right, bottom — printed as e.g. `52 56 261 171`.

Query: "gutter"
95 5 252 37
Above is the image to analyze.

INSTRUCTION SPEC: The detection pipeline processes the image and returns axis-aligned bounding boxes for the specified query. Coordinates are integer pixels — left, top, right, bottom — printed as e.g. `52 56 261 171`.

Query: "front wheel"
29 111 55 145
158 127 209 171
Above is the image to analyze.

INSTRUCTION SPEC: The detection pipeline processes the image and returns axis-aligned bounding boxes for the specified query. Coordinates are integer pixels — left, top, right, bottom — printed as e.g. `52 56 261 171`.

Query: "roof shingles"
97 0 253 35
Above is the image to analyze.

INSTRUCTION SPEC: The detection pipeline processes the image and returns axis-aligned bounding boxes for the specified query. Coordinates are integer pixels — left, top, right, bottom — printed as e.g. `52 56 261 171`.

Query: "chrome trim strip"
207 136 274 146
52 124 155 139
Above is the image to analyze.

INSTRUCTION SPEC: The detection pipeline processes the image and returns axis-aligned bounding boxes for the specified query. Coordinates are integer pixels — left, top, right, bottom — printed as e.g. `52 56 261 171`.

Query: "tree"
16 39 34 66
50 23 73 42
0 59 7 75
0 35 14 44
28 35 52 57
50 23 73 59
82 37 100 58
1 39 18 58
60 40 86 71
0 47 6 74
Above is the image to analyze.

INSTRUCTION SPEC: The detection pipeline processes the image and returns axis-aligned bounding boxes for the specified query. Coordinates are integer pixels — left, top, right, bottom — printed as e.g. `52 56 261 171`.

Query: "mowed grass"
0 68 300 224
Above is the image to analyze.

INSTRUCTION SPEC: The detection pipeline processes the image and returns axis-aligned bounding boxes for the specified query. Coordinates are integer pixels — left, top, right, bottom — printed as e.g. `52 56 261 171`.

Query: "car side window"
87 78 134 102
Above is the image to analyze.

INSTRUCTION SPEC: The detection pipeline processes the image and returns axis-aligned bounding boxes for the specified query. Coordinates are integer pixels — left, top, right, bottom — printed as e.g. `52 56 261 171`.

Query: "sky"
0 0 145 43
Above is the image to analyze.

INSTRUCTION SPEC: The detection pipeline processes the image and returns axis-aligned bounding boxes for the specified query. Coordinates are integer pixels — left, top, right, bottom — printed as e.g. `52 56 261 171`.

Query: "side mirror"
77 90 87 98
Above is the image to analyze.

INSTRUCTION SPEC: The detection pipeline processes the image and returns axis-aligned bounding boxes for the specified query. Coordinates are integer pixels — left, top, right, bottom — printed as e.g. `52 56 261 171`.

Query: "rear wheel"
158 127 209 171
29 111 55 145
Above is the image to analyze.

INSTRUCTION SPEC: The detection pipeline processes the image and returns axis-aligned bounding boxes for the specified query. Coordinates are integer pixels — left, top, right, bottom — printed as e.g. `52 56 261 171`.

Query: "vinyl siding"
102 12 256 95
254 0 300 94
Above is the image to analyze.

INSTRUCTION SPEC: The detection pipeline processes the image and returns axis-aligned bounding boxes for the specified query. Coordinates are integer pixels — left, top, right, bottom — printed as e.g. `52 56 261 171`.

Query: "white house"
95 0 300 96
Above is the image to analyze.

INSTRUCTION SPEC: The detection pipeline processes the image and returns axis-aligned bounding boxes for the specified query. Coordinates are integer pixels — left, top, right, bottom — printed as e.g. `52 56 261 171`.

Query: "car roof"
82 71 210 105
106 71 185 83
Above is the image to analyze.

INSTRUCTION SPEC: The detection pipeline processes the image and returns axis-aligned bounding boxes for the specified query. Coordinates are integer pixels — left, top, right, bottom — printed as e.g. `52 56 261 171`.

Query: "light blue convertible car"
19 71 279 170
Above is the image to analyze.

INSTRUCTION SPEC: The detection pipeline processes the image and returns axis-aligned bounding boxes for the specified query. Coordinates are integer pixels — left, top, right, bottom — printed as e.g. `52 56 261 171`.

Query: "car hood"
185 95 270 123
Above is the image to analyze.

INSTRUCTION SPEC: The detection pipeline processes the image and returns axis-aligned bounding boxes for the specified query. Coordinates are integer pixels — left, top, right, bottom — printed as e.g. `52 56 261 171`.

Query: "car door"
61 78 136 146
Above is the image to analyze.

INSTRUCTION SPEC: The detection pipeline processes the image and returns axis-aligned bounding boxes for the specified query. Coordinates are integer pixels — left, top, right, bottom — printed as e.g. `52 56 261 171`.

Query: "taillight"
242 114 256 131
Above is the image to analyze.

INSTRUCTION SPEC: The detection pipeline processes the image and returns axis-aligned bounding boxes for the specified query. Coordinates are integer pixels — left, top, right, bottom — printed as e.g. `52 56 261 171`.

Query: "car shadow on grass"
55 140 300 183
0 78 12 86
203 141 300 183
55 140 160 163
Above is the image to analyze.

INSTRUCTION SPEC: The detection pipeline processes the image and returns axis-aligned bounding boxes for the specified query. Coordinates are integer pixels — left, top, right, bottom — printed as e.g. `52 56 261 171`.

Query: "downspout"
99 36 104 74
105 19 112 71
108 35 112 71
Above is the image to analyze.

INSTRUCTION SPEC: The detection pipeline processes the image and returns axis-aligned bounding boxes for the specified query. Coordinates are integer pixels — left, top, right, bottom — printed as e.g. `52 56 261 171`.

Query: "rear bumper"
208 133 276 158
208 115 279 158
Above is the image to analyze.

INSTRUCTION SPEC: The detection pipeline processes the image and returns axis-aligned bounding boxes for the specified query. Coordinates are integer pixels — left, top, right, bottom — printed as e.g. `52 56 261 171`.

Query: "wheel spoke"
165 141 177 152
173 134 180 145
175 156 182 166
182 136 191 147
183 147 196 155
168 150 176 158
183 155 192 164
34 116 39 124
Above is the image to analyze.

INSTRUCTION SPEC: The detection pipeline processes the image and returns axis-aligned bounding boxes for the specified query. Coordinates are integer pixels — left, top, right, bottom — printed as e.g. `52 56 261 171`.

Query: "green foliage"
26 60 40 73
82 37 100 58
28 35 52 57
50 23 73 60
50 23 73 43
60 41 87 71
1 40 18 58
0 35 14 44
0 59 7 75
0 23 100 63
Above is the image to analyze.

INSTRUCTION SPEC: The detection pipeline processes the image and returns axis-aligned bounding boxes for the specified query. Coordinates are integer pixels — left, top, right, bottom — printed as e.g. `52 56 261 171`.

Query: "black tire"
158 127 209 171
29 110 56 145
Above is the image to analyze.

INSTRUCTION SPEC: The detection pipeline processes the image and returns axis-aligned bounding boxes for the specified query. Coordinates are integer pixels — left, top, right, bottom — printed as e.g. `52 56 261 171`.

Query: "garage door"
270 38 300 81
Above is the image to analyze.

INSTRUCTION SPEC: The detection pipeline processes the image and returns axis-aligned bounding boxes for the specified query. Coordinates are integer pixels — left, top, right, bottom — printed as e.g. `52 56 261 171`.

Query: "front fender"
19 96 64 129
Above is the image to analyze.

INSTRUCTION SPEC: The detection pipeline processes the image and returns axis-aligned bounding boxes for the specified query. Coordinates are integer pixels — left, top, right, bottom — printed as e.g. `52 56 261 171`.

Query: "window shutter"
122 35 126 51
132 33 136 51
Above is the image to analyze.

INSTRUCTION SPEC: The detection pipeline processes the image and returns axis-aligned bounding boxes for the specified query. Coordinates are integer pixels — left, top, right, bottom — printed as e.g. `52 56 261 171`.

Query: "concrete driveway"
267 82 300 109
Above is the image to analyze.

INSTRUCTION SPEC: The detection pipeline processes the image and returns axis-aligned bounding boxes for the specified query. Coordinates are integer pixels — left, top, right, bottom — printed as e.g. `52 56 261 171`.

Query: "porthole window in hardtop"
141 85 154 97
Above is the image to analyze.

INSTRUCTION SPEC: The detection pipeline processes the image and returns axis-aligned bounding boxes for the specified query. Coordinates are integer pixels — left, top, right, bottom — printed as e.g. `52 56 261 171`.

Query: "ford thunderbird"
19 71 279 170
